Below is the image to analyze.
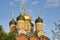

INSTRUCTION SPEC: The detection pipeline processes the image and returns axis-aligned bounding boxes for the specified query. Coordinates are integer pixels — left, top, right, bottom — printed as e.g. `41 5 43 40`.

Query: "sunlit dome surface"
24 11 31 21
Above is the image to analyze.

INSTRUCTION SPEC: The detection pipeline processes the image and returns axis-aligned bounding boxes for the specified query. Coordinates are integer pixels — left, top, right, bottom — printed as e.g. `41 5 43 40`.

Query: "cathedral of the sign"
9 3 50 40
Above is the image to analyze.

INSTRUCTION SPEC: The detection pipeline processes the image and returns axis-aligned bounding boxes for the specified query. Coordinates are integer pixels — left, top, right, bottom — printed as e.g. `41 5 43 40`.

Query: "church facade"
9 4 50 40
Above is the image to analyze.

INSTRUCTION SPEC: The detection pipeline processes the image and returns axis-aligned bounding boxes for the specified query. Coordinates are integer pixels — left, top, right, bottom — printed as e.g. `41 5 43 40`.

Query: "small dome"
17 14 25 21
35 17 43 23
9 19 16 25
39 35 50 40
24 11 31 21
16 34 29 40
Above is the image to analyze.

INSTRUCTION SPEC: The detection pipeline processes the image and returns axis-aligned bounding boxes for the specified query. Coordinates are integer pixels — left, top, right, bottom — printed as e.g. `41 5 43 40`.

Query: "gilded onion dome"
9 19 16 26
17 14 25 21
23 2 31 21
35 17 43 23
24 11 31 21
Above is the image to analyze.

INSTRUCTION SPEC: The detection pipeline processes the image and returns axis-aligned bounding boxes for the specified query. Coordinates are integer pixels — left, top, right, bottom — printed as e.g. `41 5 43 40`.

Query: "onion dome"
35 8 43 23
16 34 29 40
35 17 43 23
39 35 50 40
23 2 31 21
24 11 31 21
30 36 39 40
9 19 16 26
17 14 25 21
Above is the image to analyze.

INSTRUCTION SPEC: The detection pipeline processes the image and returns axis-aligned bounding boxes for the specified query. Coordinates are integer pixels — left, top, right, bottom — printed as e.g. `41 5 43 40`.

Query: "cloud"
32 1 39 5
15 0 26 4
45 0 60 7
9 1 14 6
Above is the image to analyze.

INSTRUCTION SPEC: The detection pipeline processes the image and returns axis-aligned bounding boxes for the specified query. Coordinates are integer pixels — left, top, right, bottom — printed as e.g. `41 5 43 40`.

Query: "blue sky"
0 0 60 40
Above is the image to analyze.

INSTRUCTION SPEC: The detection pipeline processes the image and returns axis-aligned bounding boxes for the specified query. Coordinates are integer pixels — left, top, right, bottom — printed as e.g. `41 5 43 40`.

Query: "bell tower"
35 8 44 37
17 5 26 35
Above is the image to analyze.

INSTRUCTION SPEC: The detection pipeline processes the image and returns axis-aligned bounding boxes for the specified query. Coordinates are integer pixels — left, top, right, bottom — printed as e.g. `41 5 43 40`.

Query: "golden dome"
24 11 31 21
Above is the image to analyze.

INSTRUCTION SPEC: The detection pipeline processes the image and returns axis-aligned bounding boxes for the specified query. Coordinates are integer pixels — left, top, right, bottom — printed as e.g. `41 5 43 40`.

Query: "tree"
0 25 7 40
0 25 16 40
54 21 60 40
0 25 3 31
7 32 16 40
51 21 60 40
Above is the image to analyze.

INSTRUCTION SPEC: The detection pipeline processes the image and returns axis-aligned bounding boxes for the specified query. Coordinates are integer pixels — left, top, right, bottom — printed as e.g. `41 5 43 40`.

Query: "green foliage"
54 21 60 30
0 25 3 31
0 25 6 40
7 32 16 40
0 25 16 40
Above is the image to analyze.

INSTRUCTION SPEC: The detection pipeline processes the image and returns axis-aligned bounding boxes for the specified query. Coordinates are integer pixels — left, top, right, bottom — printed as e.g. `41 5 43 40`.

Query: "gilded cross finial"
24 2 27 10
20 5 22 14
38 8 40 17
23 2 27 15
12 10 14 19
